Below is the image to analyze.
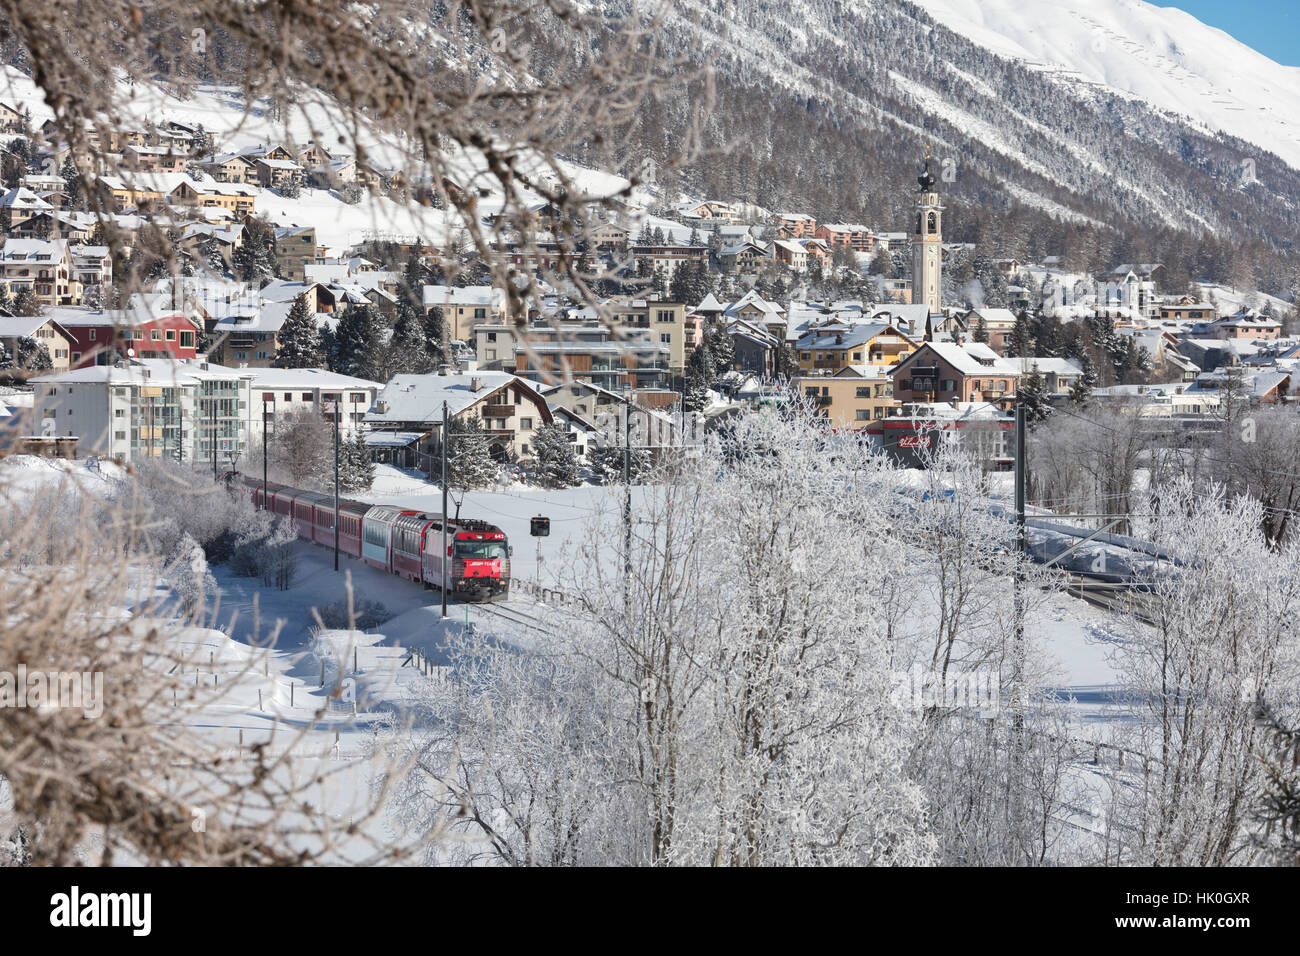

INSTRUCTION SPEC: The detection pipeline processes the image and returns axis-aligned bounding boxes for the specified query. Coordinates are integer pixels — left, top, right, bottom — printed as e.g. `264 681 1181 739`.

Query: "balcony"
482 404 515 418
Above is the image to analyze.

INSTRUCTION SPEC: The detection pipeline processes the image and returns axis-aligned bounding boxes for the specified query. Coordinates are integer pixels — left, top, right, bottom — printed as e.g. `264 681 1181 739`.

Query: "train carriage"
390 512 438 583
336 501 369 559
290 492 332 541
361 506 410 571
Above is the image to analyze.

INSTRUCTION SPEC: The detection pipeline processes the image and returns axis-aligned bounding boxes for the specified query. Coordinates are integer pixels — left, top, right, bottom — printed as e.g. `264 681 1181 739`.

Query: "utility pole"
333 398 340 572
441 399 449 619
261 398 269 508
210 394 216 480
1013 401 1026 735
623 401 632 611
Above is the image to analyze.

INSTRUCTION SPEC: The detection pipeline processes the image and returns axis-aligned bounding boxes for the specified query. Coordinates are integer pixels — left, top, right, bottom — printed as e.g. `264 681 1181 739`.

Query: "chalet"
890 341 1021 410
960 308 1020 353
795 323 917 374
423 284 506 342
0 187 54 226
0 101 24 134
252 157 304 190
1158 298 1216 322
48 294 199 367
0 238 74 307
719 240 767 274
0 314 75 373
813 223 873 253
365 370 553 464
1209 309 1281 341
273 226 318 281
774 213 816 238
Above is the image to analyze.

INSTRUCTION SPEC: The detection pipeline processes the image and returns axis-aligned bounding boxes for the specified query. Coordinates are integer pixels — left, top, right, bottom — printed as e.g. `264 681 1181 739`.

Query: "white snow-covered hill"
914 0 1300 171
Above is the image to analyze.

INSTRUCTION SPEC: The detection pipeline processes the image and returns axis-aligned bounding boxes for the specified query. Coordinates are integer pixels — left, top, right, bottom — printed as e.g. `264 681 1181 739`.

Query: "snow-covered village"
0 0 1296 925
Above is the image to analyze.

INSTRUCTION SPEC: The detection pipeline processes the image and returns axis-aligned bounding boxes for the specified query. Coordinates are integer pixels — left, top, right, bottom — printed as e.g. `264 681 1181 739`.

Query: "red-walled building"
49 296 200 368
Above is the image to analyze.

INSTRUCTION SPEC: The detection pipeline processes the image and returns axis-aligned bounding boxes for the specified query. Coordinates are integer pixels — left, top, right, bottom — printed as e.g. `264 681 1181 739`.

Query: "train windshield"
455 540 507 561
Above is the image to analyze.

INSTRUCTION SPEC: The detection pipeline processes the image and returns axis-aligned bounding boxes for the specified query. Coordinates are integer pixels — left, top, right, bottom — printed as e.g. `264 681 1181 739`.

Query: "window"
115 409 124 418
520 417 533 430
350 393 365 404
284 393 292 402
166 330 176 340
115 431 125 440
856 387 870 398
72 352 80 362
473 307 486 319
302 393 312 402
856 409 870 421
262 392 274 402
486 348 496 361
179 331 194 348
660 333 671 344
151 329 161 340
89 329 97 340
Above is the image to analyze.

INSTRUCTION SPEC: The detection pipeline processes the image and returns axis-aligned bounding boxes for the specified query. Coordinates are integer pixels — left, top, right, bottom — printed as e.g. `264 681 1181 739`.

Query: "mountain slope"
574 0 1298 292
913 0 1300 171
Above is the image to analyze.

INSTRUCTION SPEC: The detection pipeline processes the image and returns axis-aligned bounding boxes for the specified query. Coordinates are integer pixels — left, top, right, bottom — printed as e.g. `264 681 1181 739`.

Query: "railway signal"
530 516 550 537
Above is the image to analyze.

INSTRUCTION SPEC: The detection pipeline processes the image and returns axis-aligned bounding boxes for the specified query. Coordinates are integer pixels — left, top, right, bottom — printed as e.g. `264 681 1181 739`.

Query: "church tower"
911 151 944 315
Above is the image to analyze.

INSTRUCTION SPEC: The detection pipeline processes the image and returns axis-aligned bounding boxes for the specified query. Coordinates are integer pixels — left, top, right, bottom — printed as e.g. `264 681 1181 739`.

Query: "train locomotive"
243 478 510 602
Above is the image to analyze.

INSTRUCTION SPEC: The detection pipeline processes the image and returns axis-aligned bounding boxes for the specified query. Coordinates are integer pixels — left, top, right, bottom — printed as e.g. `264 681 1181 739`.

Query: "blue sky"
1160 2 1299 66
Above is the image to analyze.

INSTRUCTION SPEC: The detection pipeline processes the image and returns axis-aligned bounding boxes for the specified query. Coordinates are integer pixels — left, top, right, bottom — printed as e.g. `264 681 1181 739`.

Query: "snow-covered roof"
422 285 502 309
1006 357 1083 376
242 367 381 390
366 371 539 425
32 358 247 387
0 187 53 211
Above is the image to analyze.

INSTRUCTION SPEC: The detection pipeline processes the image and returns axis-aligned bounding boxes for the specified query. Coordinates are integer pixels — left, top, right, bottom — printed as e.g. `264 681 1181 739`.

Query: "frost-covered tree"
341 429 375 493
531 421 579 488
1103 481 1300 865
388 408 939 865
446 414 497 490
588 443 651 485
273 295 324 368
166 533 215 617
1017 365 1052 427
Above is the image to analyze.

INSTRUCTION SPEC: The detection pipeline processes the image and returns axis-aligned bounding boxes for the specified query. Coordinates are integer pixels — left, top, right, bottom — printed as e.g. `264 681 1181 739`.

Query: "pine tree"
447 414 497 489
1009 311 1033 357
337 429 375 493
532 421 579 488
1070 352 1098 406
389 307 434 374
11 286 42 317
970 313 989 343
273 294 324 368
421 305 447 368
1017 364 1052 426
589 443 651 484
233 218 280 286
682 368 711 412
329 303 380 377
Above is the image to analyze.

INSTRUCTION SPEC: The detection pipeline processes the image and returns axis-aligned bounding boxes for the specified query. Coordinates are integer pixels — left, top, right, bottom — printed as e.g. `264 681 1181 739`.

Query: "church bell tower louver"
912 150 943 315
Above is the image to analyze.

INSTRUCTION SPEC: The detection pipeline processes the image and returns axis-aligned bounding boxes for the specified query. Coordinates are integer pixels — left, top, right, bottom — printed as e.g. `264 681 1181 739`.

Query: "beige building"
795 366 896 428
0 315 74 373
423 285 507 343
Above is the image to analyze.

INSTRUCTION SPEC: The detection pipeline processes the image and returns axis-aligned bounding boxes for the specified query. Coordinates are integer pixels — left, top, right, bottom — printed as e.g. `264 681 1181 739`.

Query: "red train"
242 478 511 602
